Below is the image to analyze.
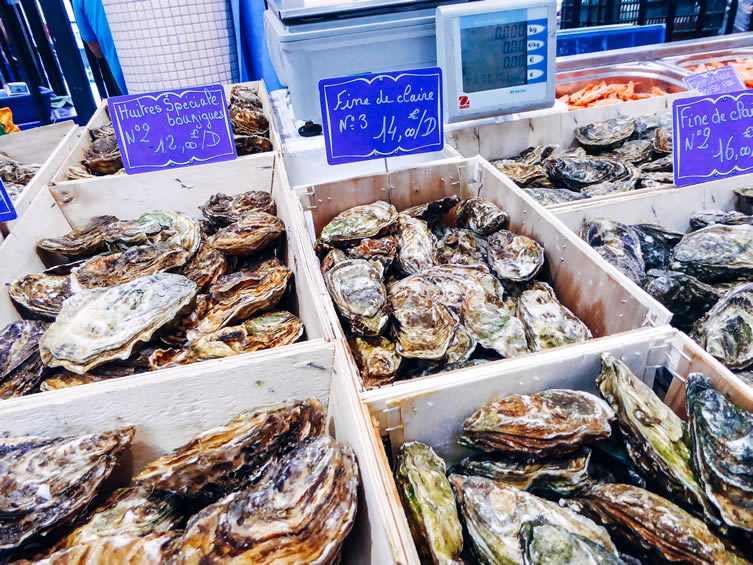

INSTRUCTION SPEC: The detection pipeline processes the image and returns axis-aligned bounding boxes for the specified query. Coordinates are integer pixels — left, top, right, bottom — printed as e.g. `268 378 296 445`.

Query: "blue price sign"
319 68 444 166
0 179 17 222
683 66 746 96
673 90 753 186
109 84 237 175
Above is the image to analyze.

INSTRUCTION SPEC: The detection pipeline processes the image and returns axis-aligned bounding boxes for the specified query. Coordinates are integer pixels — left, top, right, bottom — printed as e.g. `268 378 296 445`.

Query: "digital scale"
265 0 556 125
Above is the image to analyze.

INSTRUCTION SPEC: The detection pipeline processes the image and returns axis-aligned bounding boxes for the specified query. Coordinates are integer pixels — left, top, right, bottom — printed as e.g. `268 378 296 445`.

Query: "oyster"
395 214 437 274
581 219 645 286
208 211 284 255
228 105 269 136
512 144 560 165
235 134 273 156
632 223 683 271
451 475 616 564
690 210 753 231
454 448 591 496
0 320 48 398
520 520 626 565
137 399 325 500
575 117 635 152
39 374 104 391
395 442 464 564
229 84 263 109
460 389 614 456
581 179 636 199
181 241 230 291
545 158 635 191
436 228 488 268
518 282 592 351
321 247 348 274
461 288 529 358
573 483 731 565
645 270 722 331
150 310 302 368
89 122 115 139
607 138 654 164
349 335 402 389
36 215 117 257
672 224 753 283
173 435 358 565
102 211 201 254
640 154 674 172
319 200 398 246
653 126 673 155
686 374 753 532
0 427 134 549
82 134 122 175
456 196 509 236
347 236 398 273
388 275 457 359
40 273 198 374
200 190 275 226
9 273 73 319
487 230 544 282
525 187 587 206
403 196 460 224
34 533 180 564
638 171 675 188
597 353 712 517
444 323 477 364
494 161 549 187
325 259 388 336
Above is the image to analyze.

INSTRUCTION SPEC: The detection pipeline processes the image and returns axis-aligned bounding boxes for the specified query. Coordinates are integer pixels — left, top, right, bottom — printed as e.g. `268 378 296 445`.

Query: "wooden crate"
49 81 280 188
363 326 753 564
290 156 671 393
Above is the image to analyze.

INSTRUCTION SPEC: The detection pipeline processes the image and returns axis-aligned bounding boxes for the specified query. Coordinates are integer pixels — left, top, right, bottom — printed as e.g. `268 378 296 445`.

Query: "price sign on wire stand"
109 84 237 175
673 90 753 187
0 180 17 222
318 68 444 166
683 66 746 96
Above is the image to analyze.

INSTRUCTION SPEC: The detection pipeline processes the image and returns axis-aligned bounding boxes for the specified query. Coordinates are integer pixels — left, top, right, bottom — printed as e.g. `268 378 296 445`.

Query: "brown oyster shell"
436 228 488 268
208 211 284 255
9 273 73 319
321 248 349 275
444 323 477 364
395 214 436 275
36 215 118 257
39 374 104 391
319 200 398 246
229 106 269 136
32 533 180 564
0 320 48 398
181 241 230 292
349 335 402 389
456 196 509 236
82 135 122 175
325 259 388 336
235 134 273 156
347 235 398 273
487 230 545 282
200 191 275 226
493 161 550 187
101 211 201 256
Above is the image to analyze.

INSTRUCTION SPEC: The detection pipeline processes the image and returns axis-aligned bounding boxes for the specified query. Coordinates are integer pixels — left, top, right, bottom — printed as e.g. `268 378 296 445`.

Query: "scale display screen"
460 21 528 92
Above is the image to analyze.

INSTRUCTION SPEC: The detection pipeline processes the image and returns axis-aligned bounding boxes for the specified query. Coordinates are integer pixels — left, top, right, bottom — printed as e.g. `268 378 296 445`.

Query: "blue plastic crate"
0 87 53 126
557 24 666 57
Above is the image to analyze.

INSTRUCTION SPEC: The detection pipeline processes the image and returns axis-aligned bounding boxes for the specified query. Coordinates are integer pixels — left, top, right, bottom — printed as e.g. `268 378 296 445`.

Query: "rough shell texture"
181 241 230 292
456 197 509 236
173 435 358 565
320 248 348 275
325 259 388 336
461 288 529 358
0 320 48 398
395 442 464 565
545 158 635 191
320 200 398 245
653 126 673 155
31 533 180 565
228 105 269 136
581 219 646 286
520 520 625 565
349 335 402 389
460 389 614 456
632 223 683 272
525 188 586 206
672 224 753 283
136 399 325 501
36 215 117 257
645 270 721 332
0 427 134 550
347 236 398 273
200 191 275 226
494 161 549 187
395 214 437 275
102 211 201 255
9 273 73 319
82 135 122 175
234 134 273 156
575 117 636 152
437 228 488 268
208 211 284 255
39 273 198 374
403 196 460 224
607 138 654 165
487 230 545 283
695 282 753 370
690 210 753 231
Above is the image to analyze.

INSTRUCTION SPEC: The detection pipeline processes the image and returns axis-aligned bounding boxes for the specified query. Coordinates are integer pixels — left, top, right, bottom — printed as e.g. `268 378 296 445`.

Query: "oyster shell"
181 241 230 291
518 282 592 351
82 134 123 175
640 154 674 172
672 224 753 283
545 158 635 191
229 105 269 136
9 273 73 319
421 265 496 312
596 353 713 518
520 520 626 565
653 126 673 155
388 275 457 359
525 187 587 206
320 200 398 246
573 483 731 565
321 247 348 274
347 235 398 273
638 171 675 188
89 122 115 139
494 161 550 187
456 196 509 236
39 374 104 391
395 214 437 274
581 219 646 286
632 223 683 271
349 335 402 389
0 320 48 398
32 533 180 564
40 273 198 374
403 196 460 224
173 435 358 565
36 215 117 257
0 427 134 549
451 475 616 564
208 211 284 255
436 228 488 268
645 270 722 332
234 134 273 156
607 138 654 164
461 288 529 358
690 210 753 231
444 322 477 364
575 117 636 152
512 144 560 165
395 442 464 564
581 179 636 199
487 230 545 282
325 259 388 336
686 374 753 532
460 389 614 456
200 190 275 226
137 399 325 500
229 84 263 109
696 284 753 370
102 211 201 254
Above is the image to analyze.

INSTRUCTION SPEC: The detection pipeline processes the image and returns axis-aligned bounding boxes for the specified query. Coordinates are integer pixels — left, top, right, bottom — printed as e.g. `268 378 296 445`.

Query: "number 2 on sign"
374 115 400 144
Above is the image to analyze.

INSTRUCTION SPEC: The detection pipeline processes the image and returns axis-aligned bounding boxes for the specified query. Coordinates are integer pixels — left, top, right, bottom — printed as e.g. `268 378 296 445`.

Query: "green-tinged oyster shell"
326 259 388 336
349 335 402 389
460 389 613 456
451 475 616 564
437 228 488 268
9 273 73 320
687 374 753 532
520 520 626 565
695 283 753 370
581 219 645 286
517 282 592 352
456 196 509 236
461 288 529 358
173 435 358 565
395 214 437 275
0 427 134 550
102 211 201 255
0 320 48 398
36 215 117 257
631 223 683 271
33 533 180 564
596 353 714 520
671 224 753 283
575 117 636 152
487 230 544 283
396 442 464 565
645 270 722 332
320 200 398 246
136 399 325 501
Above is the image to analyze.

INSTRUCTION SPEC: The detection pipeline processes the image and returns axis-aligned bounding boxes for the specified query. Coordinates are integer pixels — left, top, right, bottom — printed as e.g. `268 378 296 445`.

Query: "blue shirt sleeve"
72 0 96 43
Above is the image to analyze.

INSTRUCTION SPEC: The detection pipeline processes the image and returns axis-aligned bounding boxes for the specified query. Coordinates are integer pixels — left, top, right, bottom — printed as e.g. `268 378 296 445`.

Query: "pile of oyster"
1 399 359 564
492 114 674 206
579 199 753 382
66 84 272 179
316 197 592 388
395 354 753 564
0 190 302 396
0 152 40 202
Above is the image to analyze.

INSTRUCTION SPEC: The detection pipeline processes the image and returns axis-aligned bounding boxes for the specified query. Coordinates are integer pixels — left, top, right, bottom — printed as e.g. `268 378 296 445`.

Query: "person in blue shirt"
72 0 127 95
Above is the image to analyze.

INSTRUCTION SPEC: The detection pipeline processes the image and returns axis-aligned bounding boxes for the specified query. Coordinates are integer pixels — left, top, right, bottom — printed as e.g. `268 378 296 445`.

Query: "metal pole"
21 0 66 95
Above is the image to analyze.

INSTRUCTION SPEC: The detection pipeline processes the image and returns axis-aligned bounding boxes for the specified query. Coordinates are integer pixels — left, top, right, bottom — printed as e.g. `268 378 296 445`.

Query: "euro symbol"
744 127 753 139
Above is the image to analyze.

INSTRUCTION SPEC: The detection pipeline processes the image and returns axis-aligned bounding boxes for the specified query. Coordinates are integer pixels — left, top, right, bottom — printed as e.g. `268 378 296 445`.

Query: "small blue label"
318 68 444 166
684 66 746 96
0 179 17 222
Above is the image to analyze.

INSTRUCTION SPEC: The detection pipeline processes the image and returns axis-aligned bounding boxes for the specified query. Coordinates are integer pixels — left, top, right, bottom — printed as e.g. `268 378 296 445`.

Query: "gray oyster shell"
200 190 275 226
517 282 592 352
671 224 753 283
653 126 673 155
36 215 117 257
325 259 388 336
545 157 635 191
40 273 198 374
102 211 201 254
575 117 636 152
686 374 753 532
456 196 509 236
349 335 402 389
395 442 464 564
512 144 560 165
690 210 753 231
437 228 488 268
645 270 722 332
487 230 544 282
695 283 753 370
0 320 48 398
638 171 675 189
395 214 437 275
581 179 637 199
581 219 646 286
319 200 397 246
640 154 674 172
0 427 134 550
520 520 625 565
403 196 459 224
460 389 614 456
606 138 654 164
525 187 587 206
493 161 549 187
632 223 683 271
422 264 498 312
9 273 73 319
